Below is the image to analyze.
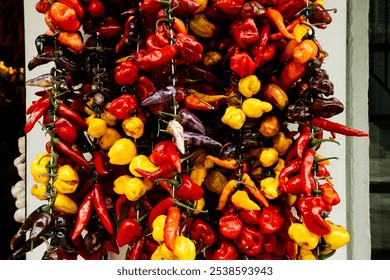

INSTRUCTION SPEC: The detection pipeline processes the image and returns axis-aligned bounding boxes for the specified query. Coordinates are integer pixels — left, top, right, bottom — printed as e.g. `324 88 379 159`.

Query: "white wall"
23 0 360 260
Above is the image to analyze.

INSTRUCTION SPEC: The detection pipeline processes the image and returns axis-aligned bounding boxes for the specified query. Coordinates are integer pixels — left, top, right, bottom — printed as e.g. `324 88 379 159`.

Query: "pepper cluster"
11 0 367 260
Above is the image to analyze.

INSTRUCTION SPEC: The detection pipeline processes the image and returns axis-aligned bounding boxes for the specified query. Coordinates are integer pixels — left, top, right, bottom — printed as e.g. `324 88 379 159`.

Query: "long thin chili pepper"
126 236 146 260
301 149 316 196
93 183 115 234
53 139 90 169
148 196 174 231
310 117 369 137
57 102 88 130
242 173 269 208
71 190 94 240
164 205 181 251
26 92 50 114
24 96 51 133
115 194 128 221
279 158 302 193
93 150 109 175
269 15 305 40
265 8 295 40
206 155 239 169
217 179 238 211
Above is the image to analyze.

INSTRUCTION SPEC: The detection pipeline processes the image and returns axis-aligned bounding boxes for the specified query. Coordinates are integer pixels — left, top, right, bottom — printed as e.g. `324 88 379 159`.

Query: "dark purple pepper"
286 104 311 123
241 1 265 18
311 78 334 96
178 110 206 135
29 212 55 241
184 131 222 148
141 85 177 106
93 92 106 106
310 97 344 118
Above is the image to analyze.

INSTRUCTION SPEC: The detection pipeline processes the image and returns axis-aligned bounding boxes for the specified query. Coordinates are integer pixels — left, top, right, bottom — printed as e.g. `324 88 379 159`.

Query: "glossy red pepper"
235 225 264 256
174 174 204 201
310 117 369 137
135 160 176 182
164 206 181 251
318 182 340 211
150 140 181 173
301 148 316 194
262 234 286 256
189 218 216 247
115 194 128 221
208 240 238 260
24 96 51 133
71 190 94 240
297 196 331 236
216 0 244 15
93 150 108 176
278 158 302 193
117 218 143 247
96 17 122 40
219 213 243 239
258 205 284 234
53 117 79 144
238 209 261 225
148 196 174 231
135 45 176 71
230 51 255 77
277 0 307 21
174 32 203 64
126 236 146 260
57 102 88 130
278 59 307 91
107 94 138 120
115 61 139 86
53 139 90 169
92 183 114 235
172 0 202 15
139 0 164 15
232 17 259 49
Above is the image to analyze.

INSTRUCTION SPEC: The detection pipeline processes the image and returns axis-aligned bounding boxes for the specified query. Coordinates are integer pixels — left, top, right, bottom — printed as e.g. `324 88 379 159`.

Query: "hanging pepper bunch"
12 0 366 260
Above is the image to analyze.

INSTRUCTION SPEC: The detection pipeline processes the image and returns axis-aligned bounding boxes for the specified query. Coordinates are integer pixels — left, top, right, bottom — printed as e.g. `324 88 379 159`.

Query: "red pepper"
276 0 307 21
241 1 266 18
164 206 181 251
306 3 335 29
135 45 176 71
107 94 138 120
297 196 331 236
115 194 128 221
318 182 340 211
301 148 316 194
114 61 139 86
93 150 108 176
135 160 176 182
189 218 216 247
103 234 120 255
230 51 255 77
126 236 146 260
115 15 134 53
237 209 261 225
278 158 302 193
258 205 284 234
139 0 164 15
117 218 143 247
254 43 276 67
49 2 81 32
235 225 264 256
57 102 88 130
24 96 51 133
26 92 50 114
277 59 307 91
310 117 369 137
96 16 122 40
92 183 114 235
174 174 204 201
208 240 238 260
71 190 94 240
53 139 90 169
216 0 244 15
54 117 79 144
174 32 204 64
135 75 156 102
262 234 286 256
148 196 174 231
172 0 202 15
252 18 269 56
58 0 84 18
232 17 259 49
219 213 243 239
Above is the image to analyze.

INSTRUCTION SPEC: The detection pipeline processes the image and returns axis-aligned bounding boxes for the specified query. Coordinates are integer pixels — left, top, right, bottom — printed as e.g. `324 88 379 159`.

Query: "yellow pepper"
273 159 285 172
259 147 279 167
231 190 260 211
221 106 246 130
152 215 166 242
113 175 131 195
151 236 196 260
190 166 207 186
189 13 217 38
193 197 205 215
194 0 207 13
322 220 351 249
273 132 292 156
100 104 117 126
54 192 78 214
203 169 228 194
84 97 95 115
31 184 48 200
238 75 261 98
288 222 321 250
53 164 79 194
87 117 108 138
129 155 158 177
108 138 137 165
122 116 144 139
293 22 311 43
259 115 280 137
263 83 289 110
242 98 272 118
124 177 150 201
260 176 280 200
298 248 317 260
99 127 122 150
30 152 52 184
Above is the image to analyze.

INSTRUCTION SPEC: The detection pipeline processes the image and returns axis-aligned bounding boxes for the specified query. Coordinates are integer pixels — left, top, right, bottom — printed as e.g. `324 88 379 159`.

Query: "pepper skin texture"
108 138 137 165
288 222 320 250
322 220 350 250
151 236 196 260
231 190 261 211
242 98 272 118
238 75 261 98
122 116 144 139
221 106 246 130
53 164 79 194
30 152 51 184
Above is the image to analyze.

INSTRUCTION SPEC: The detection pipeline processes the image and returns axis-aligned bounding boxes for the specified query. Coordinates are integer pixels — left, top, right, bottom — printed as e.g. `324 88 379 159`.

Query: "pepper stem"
173 199 208 213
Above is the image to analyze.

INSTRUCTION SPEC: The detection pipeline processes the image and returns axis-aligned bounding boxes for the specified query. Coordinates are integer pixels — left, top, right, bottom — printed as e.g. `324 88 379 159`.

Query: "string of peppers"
10 0 367 260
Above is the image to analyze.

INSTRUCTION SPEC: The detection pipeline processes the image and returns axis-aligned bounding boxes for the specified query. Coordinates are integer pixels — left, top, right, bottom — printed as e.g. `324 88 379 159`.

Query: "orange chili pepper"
164 206 181 251
242 173 269 208
265 8 295 40
173 17 187 34
293 39 318 64
217 179 238 211
206 155 239 169
277 59 307 91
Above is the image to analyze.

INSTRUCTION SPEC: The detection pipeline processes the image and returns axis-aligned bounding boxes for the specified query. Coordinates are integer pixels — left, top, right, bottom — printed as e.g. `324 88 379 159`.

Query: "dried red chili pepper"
25 96 51 133
219 213 243 239
117 218 143 247
189 219 216 247
115 61 139 86
71 190 94 240
297 196 331 236
230 51 255 77
164 206 181 251
92 183 114 235
107 94 138 120
57 102 88 130
126 236 146 260
258 205 284 234
53 139 90 169
235 225 263 256
310 117 369 137
232 17 260 49
135 45 176 71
